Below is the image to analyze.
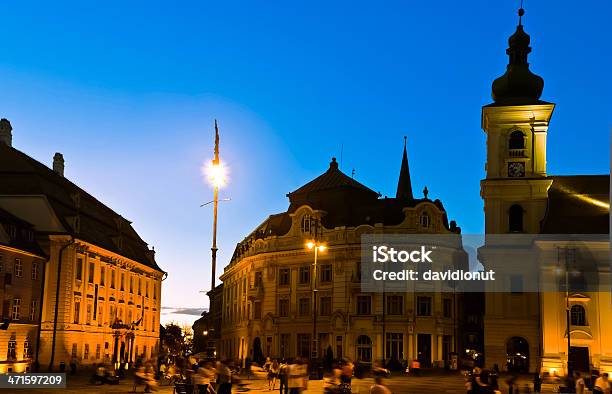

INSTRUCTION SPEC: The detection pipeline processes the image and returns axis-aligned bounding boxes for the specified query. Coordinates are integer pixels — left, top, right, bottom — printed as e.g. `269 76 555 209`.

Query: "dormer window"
420 212 431 228
570 305 586 326
301 214 312 233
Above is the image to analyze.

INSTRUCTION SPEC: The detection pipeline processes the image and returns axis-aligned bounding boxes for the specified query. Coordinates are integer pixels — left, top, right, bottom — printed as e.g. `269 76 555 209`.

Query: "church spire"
490 4 544 104
396 136 413 200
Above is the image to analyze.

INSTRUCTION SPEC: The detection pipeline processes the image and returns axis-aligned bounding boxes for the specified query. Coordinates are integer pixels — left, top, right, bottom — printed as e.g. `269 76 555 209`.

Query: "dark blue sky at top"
1 1 610 318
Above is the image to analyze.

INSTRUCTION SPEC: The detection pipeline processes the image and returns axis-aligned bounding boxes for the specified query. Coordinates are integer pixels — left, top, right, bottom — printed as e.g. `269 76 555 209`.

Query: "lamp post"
306 222 326 364
206 120 225 291
557 246 575 380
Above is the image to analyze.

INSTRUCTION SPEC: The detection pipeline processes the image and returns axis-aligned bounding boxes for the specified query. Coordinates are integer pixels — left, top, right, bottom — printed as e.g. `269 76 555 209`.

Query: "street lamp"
306 237 326 362
204 119 226 291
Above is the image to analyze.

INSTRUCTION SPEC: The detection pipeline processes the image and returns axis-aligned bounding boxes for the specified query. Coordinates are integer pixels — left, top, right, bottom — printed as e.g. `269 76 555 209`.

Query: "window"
254 301 262 319
279 299 289 317
7 340 16 360
120 272 125 290
386 295 403 315
11 298 21 320
417 296 432 316
510 275 523 294
98 303 104 325
297 334 310 358
279 268 290 286
386 333 404 361
420 213 431 228
298 298 310 316
14 259 23 278
509 204 523 233
23 340 31 359
280 334 290 359
100 266 105 286
571 305 586 326
356 295 371 315
320 296 332 316
138 277 142 295
443 298 453 318
86 302 92 324
153 283 157 299
129 276 134 293
509 130 525 150
71 343 77 358
110 270 115 288
254 271 263 288
301 215 311 233
299 266 310 284
29 299 38 321
74 300 81 323
356 335 372 363
109 305 116 323
88 262 95 283
32 262 39 280
84 344 90 360
75 257 83 280
320 264 332 283
96 344 101 360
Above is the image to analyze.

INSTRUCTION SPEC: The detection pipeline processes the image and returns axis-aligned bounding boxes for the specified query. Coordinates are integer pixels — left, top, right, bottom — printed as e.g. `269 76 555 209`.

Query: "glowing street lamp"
206 120 224 291
306 228 326 361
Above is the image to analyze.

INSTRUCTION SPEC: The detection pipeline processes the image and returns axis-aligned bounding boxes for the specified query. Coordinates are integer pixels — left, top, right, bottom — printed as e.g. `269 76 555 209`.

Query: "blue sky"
1 1 610 325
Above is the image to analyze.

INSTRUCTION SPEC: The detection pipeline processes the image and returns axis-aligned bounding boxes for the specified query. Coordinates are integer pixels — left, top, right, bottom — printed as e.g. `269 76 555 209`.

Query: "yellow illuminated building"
480 10 611 376
219 149 467 368
0 119 164 371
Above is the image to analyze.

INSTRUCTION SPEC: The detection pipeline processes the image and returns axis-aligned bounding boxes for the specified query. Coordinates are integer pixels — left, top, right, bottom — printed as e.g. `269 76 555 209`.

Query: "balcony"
509 149 527 158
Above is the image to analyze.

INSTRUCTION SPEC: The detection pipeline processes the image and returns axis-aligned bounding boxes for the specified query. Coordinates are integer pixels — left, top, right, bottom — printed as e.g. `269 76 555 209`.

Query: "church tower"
481 7 554 234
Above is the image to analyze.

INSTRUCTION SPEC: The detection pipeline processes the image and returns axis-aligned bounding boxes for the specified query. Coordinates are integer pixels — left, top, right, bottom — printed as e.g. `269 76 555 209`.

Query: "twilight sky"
1 1 610 326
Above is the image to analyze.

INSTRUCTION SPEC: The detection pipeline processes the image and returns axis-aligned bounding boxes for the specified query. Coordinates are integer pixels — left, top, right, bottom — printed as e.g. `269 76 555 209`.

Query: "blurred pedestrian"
369 376 391 394
594 372 609 394
269 359 280 390
533 372 541 393
575 372 585 394
288 359 308 394
216 360 232 394
279 360 289 394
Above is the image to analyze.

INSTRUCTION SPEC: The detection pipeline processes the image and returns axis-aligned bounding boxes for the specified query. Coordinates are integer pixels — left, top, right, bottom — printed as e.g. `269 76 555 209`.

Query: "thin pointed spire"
518 0 524 26
396 136 413 200
213 119 220 165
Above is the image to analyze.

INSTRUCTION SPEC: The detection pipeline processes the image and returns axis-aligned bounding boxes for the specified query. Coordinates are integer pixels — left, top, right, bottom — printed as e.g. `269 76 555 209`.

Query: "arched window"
570 305 586 326
509 130 525 150
301 215 311 233
420 212 431 228
356 335 372 363
509 204 523 233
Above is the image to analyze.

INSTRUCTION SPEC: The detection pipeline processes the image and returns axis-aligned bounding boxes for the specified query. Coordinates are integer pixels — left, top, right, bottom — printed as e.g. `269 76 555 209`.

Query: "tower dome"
491 7 544 105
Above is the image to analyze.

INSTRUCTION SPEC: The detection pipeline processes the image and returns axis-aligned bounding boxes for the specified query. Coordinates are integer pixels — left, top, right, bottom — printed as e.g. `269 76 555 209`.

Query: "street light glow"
306 241 315 250
204 161 227 188
318 245 326 252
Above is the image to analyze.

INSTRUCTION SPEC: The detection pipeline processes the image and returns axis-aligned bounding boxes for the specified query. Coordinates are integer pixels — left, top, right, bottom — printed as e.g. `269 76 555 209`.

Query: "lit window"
11 298 21 320
88 262 95 284
74 300 81 324
14 259 23 278
417 296 432 316
30 299 38 321
32 262 39 280
75 257 83 281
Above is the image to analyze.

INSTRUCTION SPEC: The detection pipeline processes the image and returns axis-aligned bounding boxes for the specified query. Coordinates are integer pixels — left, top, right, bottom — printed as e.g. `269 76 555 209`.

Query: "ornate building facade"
0 119 165 370
0 208 47 373
218 146 465 368
480 9 611 376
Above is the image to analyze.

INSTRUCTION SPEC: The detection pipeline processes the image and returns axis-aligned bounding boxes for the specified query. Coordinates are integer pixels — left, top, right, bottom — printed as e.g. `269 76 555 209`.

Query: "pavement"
1 372 565 393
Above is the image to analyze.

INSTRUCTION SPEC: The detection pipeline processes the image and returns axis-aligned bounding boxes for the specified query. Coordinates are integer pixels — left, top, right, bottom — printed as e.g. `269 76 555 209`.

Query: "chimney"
0 118 12 147
53 152 65 176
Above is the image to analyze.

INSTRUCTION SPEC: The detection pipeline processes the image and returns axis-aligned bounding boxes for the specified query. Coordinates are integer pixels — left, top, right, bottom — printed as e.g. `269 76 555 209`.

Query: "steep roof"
0 143 162 272
541 175 609 234
0 207 46 257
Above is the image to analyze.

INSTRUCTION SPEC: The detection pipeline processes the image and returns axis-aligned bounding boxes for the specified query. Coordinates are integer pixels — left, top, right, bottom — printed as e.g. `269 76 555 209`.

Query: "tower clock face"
508 162 525 178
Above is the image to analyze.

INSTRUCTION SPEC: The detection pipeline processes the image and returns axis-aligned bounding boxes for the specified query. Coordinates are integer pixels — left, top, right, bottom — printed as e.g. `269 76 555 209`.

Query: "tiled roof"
287 158 377 197
541 175 609 234
0 143 162 272
0 207 46 257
